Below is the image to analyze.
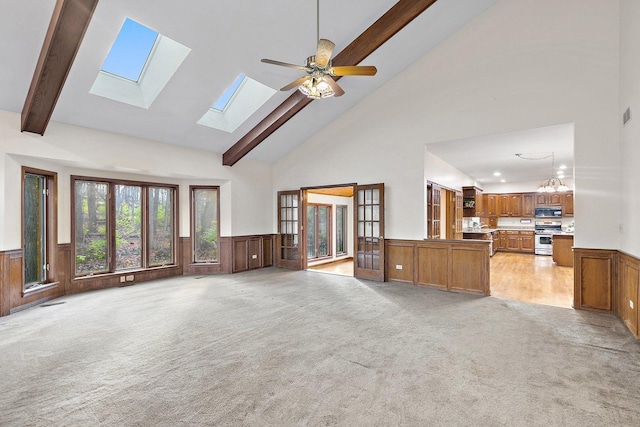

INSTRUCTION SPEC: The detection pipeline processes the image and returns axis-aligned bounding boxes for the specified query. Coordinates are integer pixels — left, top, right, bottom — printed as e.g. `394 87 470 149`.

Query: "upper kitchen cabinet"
522 193 535 217
536 193 563 206
562 192 574 216
499 194 522 217
462 186 483 217
486 194 499 217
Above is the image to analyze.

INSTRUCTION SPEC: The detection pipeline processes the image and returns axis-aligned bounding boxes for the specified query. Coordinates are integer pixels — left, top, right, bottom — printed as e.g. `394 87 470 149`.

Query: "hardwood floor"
307 258 354 277
490 252 574 308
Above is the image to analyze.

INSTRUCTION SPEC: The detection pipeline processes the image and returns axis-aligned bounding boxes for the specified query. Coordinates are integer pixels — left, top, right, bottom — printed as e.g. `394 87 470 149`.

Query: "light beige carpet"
1 267 639 426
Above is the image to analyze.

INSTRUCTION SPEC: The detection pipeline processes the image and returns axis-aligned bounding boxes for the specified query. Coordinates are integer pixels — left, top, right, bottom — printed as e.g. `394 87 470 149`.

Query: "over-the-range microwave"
535 206 562 218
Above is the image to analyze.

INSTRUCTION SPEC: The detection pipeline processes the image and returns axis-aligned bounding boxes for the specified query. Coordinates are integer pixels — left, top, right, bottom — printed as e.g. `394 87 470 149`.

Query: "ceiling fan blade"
315 39 335 67
329 65 377 76
261 58 310 72
323 76 345 97
280 76 310 91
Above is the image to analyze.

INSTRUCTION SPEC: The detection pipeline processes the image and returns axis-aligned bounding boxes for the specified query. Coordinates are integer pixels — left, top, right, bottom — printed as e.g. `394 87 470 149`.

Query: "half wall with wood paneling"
573 248 617 314
385 239 490 296
617 251 640 338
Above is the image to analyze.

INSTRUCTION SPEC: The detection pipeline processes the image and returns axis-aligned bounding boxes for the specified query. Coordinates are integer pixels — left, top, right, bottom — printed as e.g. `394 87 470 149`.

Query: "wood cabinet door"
522 193 535 217
354 183 385 282
487 194 498 217
548 193 562 205
509 194 522 216
563 192 574 216
498 231 507 250
427 183 441 239
506 232 520 250
498 195 510 217
535 193 547 205
520 232 535 252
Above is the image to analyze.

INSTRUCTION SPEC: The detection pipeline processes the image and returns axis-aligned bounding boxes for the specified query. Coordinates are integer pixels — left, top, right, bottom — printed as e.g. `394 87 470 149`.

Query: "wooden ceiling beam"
21 0 99 135
222 0 439 166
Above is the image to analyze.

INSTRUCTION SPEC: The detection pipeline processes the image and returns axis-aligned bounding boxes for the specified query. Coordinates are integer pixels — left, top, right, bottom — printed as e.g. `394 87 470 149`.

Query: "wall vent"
623 107 631 125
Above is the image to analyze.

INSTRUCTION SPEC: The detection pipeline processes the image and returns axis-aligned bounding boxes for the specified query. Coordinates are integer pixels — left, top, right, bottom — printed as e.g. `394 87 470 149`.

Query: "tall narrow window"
23 171 55 289
192 187 219 263
149 187 174 266
75 180 109 275
115 185 142 270
336 205 348 256
307 204 331 260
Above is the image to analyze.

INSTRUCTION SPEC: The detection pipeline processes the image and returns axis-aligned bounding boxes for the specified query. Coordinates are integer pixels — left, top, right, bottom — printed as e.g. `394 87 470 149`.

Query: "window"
336 205 348 256
73 177 176 277
23 169 56 290
191 187 219 263
101 18 158 82
212 74 246 112
307 204 331 260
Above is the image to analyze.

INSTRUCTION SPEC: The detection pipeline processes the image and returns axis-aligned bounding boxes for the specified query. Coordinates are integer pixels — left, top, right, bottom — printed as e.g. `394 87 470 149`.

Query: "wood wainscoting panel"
1 249 65 316
451 246 489 295
574 248 616 314
385 239 490 296
386 241 414 283
233 239 249 273
618 251 640 337
416 246 448 290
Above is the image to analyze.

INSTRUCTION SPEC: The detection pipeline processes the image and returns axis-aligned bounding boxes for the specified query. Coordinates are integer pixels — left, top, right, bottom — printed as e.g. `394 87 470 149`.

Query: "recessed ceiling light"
500 179 506 183
557 170 564 176
493 172 501 176
559 164 567 170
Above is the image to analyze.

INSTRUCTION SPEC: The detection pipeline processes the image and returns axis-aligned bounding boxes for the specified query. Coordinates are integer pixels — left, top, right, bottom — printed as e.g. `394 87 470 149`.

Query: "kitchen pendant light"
536 152 569 193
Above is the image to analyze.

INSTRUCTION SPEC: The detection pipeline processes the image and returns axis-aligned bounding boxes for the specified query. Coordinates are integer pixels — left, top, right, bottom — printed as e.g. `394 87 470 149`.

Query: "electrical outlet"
252 254 258 259
631 300 634 309
395 264 403 270
120 276 125 283
126 275 134 282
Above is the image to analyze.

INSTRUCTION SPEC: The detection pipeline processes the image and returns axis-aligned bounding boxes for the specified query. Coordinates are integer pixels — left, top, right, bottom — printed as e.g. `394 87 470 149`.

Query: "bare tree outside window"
193 187 219 263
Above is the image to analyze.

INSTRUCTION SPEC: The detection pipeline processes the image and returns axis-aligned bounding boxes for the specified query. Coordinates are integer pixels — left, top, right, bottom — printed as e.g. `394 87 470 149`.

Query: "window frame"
22 167 57 293
336 204 348 256
307 203 332 261
71 175 178 278
190 186 221 264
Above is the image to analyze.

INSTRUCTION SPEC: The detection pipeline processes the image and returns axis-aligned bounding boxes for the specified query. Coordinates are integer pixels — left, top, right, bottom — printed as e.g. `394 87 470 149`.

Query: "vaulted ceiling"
1 0 499 165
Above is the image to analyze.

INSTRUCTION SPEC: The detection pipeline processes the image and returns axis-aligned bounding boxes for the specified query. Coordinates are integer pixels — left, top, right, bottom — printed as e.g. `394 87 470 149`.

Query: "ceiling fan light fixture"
298 77 334 99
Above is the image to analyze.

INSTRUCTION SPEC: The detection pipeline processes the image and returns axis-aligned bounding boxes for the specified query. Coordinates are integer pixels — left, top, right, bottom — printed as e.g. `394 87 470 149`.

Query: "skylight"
101 18 158 82
198 75 276 133
212 74 246 112
89 18 191 109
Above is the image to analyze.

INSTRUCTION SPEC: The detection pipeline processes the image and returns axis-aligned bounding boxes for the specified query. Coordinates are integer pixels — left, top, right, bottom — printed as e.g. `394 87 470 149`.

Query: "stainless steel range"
534 220 562 255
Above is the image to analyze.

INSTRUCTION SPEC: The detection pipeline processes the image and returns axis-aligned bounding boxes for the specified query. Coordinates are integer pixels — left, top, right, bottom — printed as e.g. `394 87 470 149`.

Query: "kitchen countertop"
462 228 497 233
552 232 574 236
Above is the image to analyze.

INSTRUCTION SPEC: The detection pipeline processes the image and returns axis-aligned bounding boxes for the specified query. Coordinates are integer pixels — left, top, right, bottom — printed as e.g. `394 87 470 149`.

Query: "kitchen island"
552 233 574 267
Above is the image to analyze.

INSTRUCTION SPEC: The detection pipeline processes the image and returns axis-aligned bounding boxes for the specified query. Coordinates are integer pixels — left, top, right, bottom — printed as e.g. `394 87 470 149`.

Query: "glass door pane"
354 183 384 281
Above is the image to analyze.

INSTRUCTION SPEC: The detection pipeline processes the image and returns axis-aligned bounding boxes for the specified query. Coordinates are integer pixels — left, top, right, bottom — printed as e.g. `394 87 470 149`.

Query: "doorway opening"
304 185 355 277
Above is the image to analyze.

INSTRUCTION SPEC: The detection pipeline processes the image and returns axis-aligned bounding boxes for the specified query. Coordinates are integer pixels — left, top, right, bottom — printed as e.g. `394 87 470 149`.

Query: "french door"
354 183 385 281
276 190 303 269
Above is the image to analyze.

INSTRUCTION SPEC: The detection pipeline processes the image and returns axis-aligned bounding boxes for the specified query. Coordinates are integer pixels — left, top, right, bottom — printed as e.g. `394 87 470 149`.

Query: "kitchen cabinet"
552 234 574 266
522 193 535 217
462 186 483 217
536 193 563 206
499 194 522 217
487 194 499 217
562 192 574 216
498 231 507 250
502 230 534 253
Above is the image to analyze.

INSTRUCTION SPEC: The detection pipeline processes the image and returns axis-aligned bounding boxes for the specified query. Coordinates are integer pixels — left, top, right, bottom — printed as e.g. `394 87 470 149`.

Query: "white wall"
425 151 477 191
619 0 640 257
274 0 620 249
0 111 273 250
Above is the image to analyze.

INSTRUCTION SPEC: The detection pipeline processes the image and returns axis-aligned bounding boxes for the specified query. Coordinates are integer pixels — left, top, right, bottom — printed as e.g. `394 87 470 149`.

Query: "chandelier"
536 152 570 193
